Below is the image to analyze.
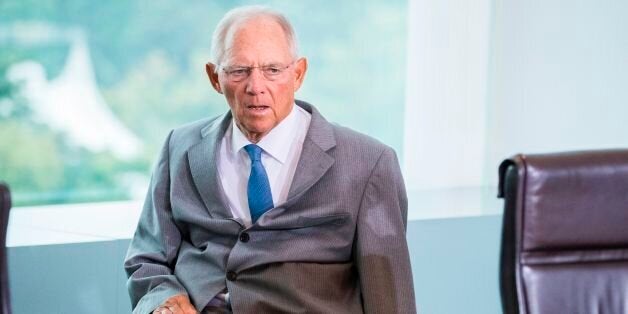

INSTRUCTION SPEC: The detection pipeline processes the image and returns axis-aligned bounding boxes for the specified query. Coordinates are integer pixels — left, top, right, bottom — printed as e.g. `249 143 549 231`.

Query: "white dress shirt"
206 105 311 310
217 104 311 227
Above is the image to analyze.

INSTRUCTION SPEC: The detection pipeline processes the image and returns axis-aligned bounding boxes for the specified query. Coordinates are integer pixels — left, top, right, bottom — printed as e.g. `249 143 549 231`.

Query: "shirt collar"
229 104 300 164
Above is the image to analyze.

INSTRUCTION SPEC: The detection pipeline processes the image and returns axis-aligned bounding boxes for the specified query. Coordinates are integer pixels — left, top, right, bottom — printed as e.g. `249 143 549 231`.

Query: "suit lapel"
186 100 336 219
187 112 233 219
285 100 336 205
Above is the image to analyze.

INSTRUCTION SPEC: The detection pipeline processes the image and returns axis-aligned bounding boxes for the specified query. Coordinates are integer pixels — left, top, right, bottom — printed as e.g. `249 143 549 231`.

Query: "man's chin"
237 121 275 140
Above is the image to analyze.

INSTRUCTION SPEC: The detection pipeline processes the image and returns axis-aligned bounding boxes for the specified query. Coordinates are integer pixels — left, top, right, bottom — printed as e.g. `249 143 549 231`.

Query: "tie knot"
244 144 263 162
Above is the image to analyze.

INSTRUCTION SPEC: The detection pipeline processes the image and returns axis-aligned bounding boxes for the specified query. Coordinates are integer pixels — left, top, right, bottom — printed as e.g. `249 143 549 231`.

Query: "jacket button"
239 232 250 242
227 271 237 281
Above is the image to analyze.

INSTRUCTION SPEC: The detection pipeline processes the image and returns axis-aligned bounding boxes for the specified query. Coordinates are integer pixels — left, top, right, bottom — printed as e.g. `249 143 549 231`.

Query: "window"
0 1 408 206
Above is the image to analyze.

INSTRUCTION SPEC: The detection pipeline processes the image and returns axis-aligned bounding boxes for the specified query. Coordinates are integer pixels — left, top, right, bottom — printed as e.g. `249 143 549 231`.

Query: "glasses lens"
223 63 292 82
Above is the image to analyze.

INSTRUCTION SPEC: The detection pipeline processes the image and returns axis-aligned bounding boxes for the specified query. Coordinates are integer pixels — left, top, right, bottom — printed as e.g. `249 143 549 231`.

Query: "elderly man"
125 5 415 314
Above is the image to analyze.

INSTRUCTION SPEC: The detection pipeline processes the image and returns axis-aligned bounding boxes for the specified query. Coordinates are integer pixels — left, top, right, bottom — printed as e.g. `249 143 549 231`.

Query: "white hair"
210 5 299 67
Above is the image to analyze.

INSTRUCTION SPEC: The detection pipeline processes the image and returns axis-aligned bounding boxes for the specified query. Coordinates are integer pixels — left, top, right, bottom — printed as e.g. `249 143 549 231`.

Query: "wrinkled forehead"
222 17 293 64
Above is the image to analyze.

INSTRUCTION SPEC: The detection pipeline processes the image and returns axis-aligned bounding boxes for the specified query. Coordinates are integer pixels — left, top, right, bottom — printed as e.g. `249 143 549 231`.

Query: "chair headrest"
499 149 628 251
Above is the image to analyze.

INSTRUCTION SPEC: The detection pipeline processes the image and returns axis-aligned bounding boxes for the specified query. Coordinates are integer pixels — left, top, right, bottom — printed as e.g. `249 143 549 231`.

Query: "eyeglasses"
219 62 294 82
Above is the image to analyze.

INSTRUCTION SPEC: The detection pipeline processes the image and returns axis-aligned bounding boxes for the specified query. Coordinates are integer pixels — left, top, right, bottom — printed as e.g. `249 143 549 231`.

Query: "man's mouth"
247 105 270 111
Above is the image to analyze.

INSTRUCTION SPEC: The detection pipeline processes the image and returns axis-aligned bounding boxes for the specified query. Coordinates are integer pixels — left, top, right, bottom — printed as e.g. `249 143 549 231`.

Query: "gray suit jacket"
125 100 416 313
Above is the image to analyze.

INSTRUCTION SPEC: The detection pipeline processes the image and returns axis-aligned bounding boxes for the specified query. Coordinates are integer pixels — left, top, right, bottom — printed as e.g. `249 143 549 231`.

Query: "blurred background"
0 0 407 207
2 0 626 212
1 0 628 312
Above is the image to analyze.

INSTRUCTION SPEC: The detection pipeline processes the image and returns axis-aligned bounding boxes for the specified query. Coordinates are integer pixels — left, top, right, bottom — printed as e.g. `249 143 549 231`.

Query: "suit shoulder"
174 115 221 135
160 114 226 156
327 123 401 184
168 115 222 142
331 123 393 155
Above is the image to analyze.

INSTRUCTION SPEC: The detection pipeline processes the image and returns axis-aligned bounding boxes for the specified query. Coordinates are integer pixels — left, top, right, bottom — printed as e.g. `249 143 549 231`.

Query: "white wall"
403 0 492 190
404 0 628 190
484 0 628 184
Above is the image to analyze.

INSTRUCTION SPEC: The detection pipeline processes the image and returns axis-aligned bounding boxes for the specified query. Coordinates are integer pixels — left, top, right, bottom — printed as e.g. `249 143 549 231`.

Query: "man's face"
207 17 307 142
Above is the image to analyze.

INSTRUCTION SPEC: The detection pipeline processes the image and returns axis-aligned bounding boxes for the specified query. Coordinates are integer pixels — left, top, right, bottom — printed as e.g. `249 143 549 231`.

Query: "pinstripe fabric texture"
124 100 416 314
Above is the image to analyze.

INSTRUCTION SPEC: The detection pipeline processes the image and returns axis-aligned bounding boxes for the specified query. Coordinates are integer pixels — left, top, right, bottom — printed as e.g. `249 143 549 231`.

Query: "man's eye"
264 67 281 74
230 68 248 75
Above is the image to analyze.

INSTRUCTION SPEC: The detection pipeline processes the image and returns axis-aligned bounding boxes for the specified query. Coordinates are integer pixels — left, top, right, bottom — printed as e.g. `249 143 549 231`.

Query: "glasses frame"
218 60 296 82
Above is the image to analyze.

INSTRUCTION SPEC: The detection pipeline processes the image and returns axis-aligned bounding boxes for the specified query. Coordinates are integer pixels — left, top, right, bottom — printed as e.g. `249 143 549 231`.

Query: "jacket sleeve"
124 130 189 314
354 147 417 313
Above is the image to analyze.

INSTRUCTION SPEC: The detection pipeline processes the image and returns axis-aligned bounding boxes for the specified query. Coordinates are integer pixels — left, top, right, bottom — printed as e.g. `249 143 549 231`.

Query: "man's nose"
245 68 266 95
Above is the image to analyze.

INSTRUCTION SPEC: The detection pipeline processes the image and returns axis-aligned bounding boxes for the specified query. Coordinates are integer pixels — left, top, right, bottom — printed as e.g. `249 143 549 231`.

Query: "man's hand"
152 294 198 314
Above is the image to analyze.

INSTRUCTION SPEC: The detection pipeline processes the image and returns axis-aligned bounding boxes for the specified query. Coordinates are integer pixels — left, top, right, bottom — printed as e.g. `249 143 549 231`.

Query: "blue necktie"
244 144 274 223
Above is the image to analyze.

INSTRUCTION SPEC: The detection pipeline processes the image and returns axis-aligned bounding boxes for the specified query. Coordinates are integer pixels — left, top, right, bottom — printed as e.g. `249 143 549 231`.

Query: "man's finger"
168 294 196 314
156 294 195 314
172 304 186 314
153 307 173 314
179 300 198 314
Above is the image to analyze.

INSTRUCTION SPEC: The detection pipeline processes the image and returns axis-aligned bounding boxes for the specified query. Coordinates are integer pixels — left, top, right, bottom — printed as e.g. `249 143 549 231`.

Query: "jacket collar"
189 100 336 221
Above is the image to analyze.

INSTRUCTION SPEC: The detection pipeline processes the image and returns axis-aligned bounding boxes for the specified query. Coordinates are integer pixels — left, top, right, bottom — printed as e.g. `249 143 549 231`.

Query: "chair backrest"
498 150 628 314
0 182 11 314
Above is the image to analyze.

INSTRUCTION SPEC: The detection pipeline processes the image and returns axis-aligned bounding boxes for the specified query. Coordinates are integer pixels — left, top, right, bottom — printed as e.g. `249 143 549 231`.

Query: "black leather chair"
498 150 628 314
0 183 11 314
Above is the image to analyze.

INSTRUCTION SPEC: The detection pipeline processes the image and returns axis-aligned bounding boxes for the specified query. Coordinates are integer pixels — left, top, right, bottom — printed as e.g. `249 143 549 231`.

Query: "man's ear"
293 57 308 92
206 63 223 94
